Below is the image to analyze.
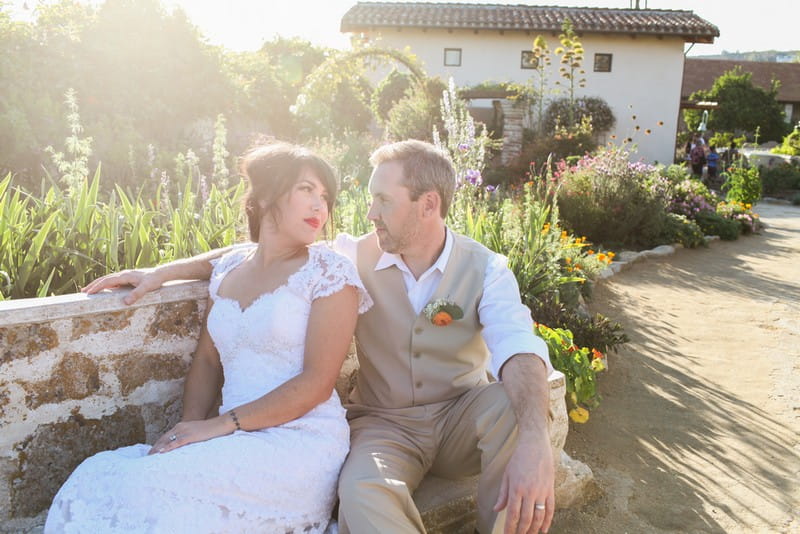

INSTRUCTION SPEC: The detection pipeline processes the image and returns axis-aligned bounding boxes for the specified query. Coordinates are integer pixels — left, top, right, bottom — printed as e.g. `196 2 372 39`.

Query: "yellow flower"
565 257 572 264
608 251 616 258
745 203 752 209
597 253 606 262
569 407 589 423
591 358 605 372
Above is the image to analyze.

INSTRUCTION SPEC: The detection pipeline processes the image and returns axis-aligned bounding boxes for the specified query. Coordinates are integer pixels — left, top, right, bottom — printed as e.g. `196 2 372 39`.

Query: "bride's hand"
82 269 163 305
148 417 233 455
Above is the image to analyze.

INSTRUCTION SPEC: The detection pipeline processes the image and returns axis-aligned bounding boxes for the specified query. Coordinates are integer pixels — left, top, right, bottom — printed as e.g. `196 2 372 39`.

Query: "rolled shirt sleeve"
479 253 552 379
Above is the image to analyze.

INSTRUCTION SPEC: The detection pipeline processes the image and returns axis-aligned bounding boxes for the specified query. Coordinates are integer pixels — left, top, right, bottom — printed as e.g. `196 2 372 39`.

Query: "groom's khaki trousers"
337 382 517 534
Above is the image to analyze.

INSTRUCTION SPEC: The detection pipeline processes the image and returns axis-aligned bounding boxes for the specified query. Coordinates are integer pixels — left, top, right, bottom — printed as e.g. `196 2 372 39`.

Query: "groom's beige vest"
350 231 493 409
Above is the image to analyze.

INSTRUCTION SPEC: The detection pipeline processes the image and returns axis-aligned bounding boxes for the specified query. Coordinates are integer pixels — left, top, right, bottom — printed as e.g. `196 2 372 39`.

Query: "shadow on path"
553 203 800 533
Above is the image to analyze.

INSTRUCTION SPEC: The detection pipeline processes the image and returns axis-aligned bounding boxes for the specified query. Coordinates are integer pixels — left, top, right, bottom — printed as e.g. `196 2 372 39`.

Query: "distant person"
725 141 740 168
689 139 706 178
706 145 719 185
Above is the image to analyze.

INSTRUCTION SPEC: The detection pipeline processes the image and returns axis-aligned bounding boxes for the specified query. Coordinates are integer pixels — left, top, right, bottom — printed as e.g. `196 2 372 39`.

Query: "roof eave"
341 23 717 43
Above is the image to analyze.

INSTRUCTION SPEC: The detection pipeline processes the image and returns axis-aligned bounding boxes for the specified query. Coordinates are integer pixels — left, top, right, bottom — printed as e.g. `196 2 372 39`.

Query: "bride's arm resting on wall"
149 285 359 454
83 247 233 304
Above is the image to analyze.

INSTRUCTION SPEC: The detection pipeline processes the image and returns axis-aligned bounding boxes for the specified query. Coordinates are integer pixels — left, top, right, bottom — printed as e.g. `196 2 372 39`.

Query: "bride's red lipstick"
304 217 320 229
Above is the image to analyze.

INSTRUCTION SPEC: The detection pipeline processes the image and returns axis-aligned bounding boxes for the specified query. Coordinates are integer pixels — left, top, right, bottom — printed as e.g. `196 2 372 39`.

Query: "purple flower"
485 184 496 192
458 143 471 152
465 169 482 185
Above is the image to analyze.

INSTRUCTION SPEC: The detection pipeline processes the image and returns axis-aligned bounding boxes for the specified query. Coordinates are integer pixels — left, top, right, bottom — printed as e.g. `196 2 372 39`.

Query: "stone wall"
499 99 525 166
0 282 589 532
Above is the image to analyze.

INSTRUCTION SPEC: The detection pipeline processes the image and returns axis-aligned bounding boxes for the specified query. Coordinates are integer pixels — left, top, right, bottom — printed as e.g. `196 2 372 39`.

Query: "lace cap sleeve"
208 244 255 301
310 245 373 314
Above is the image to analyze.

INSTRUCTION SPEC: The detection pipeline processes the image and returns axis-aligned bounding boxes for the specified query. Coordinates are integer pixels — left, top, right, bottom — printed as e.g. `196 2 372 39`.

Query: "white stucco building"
341 2 719 165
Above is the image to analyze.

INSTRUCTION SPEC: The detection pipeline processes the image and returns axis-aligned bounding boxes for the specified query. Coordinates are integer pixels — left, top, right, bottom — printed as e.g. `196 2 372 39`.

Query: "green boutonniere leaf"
441 304 464 320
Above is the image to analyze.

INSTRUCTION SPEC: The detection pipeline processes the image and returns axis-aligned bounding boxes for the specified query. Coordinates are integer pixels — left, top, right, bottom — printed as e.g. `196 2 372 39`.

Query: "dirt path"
552 202 800 533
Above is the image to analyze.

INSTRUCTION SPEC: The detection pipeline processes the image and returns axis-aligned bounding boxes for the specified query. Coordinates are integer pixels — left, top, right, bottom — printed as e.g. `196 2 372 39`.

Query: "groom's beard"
374 214 421 255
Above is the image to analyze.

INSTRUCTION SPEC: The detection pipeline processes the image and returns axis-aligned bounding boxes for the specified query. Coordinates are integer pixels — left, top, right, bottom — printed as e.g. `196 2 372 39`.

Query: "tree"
684 67 789 142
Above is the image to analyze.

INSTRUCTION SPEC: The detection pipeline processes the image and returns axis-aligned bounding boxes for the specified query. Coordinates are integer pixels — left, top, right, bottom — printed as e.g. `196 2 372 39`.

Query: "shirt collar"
374 228 453 277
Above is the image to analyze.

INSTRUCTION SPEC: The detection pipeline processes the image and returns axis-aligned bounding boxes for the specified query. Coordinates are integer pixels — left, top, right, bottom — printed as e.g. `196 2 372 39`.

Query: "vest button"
414 327 423 334
413 352 421 359
415 381 423 388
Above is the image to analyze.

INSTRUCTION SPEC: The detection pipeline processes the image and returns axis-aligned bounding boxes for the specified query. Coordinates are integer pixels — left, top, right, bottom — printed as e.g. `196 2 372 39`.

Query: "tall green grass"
0 170 244 300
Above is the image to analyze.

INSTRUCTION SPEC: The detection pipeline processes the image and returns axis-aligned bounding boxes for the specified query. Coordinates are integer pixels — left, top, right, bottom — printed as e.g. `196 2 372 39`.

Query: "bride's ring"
169 434 177 442
534 503 546 511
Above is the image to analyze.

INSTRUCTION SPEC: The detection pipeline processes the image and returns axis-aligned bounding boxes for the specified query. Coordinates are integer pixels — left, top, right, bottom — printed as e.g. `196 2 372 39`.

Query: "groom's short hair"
370 140 455 218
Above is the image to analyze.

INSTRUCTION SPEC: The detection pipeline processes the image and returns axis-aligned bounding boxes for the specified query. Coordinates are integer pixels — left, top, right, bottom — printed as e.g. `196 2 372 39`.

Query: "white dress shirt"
333 230 552 379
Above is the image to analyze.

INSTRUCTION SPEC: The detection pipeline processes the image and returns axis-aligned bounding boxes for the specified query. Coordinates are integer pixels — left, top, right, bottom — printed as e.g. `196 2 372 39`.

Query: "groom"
85 140 555 534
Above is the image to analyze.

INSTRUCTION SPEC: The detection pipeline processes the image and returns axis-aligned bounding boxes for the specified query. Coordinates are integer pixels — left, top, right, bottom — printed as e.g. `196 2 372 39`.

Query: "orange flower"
597 253 607 262
591 348 604 360
587 249 595 255
565 257 572 264
432 311 453 326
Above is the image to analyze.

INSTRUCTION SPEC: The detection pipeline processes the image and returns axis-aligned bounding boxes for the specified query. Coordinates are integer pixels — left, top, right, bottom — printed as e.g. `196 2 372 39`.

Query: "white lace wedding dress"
45 243 372 534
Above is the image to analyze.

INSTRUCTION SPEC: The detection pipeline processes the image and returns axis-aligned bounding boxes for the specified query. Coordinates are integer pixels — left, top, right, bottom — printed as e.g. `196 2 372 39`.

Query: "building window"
521 51 538 69
444 48 462 67
594 53 613 72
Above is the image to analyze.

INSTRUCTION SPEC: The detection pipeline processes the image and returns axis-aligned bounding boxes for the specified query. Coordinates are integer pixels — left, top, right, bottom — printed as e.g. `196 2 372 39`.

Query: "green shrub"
667 178 718 219
792 192 800 205
658 213 706 248
530 291 628 355
371 69 412 125
504 119 597 185
385 78 447 142
693 210 741 240
658 163 693 185
716 200 761 234
556 147 670 248
543 96 616 136
708 131 747 152
760 162 800 194
535 322 605 410
771 127 800 156
721 164 762 204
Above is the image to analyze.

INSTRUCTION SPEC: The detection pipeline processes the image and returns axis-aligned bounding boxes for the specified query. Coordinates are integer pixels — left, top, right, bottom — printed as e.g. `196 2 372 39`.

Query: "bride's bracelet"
229 410 242 432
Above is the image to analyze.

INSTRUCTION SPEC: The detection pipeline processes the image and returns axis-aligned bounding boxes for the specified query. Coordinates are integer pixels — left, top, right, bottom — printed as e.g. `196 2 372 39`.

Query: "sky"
6 0 800 57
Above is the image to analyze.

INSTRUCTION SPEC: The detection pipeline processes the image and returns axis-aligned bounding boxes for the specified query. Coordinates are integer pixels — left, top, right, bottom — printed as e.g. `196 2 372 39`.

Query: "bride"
45 142 372 533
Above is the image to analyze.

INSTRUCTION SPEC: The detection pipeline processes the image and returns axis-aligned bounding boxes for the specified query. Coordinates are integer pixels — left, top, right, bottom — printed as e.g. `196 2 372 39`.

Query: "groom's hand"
82 269 162 305
494 434 555 534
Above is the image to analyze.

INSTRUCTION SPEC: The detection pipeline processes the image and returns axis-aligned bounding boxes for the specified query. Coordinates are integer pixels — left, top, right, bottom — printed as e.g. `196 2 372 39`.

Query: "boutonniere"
422 298 464 326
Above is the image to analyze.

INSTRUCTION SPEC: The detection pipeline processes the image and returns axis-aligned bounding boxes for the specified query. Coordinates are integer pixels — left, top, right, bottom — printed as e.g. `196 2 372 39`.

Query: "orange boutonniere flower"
423 298 464 327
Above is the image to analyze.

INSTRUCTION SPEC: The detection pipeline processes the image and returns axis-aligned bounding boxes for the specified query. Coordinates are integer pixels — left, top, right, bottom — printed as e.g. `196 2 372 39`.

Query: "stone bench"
0 281 592 533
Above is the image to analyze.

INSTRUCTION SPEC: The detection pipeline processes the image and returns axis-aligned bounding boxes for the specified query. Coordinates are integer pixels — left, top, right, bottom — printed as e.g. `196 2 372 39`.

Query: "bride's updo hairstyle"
240 141 338 242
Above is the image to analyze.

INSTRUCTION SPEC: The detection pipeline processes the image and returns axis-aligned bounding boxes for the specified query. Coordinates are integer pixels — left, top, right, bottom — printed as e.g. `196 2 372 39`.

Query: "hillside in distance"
693 50 799 62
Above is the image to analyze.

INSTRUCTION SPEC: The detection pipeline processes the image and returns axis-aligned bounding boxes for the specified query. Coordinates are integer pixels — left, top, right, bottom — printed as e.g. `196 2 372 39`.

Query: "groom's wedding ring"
169 434 177 442
534 503 546 511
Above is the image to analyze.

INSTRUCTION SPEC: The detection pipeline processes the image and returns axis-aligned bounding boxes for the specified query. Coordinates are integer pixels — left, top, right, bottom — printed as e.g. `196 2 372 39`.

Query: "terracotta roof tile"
341 2 719 42
682 58 800 103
